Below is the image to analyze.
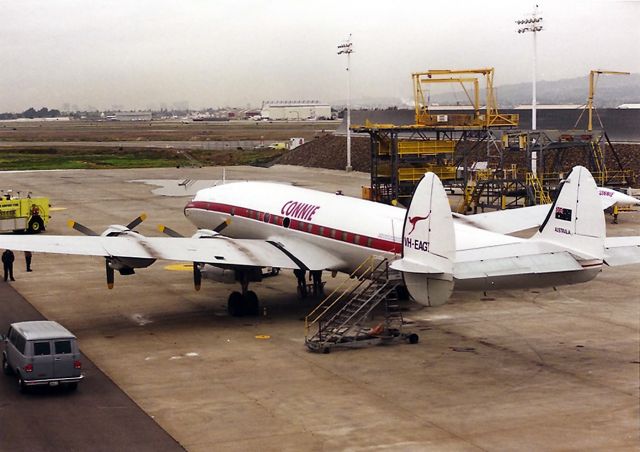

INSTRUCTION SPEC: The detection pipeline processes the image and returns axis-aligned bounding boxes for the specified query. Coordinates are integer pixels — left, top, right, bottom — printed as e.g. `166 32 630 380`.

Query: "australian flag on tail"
555 206 572 221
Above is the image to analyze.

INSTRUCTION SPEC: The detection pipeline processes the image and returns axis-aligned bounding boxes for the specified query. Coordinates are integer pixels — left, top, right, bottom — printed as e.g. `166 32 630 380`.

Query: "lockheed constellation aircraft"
0 166 638 316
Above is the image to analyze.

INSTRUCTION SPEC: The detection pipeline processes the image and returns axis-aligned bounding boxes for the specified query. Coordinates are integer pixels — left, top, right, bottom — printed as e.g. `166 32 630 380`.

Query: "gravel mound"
276 135 640 186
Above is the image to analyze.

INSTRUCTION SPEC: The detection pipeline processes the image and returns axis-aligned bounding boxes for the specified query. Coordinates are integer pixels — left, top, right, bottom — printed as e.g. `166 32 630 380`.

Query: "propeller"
67 219 98 236
126 213 147 231
68 214 152 289
214 218 232 233
106 260 115 290
193 262 202 291
157 224 184 238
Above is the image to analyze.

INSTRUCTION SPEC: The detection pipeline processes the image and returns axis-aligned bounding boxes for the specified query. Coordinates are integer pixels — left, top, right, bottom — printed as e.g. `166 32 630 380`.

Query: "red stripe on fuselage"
185 200 402 254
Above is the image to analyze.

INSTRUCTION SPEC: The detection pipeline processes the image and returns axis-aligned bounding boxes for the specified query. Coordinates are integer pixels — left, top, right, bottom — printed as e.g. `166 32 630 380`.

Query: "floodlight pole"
516 5 543 172
338 34 353 172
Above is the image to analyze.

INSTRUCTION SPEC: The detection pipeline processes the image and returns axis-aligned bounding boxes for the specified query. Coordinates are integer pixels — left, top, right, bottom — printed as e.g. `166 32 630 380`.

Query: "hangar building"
114 111 153 121
261 101 331 120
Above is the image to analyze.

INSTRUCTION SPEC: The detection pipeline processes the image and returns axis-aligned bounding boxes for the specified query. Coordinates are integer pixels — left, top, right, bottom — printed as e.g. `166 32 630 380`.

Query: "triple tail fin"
390 172 455 307
535 166 605 260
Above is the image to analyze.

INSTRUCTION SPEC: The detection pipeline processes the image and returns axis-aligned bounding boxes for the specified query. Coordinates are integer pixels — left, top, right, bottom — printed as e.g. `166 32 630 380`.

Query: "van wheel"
28 217 44 234
2 356 12 375
67 382 78 391
17 374 27 393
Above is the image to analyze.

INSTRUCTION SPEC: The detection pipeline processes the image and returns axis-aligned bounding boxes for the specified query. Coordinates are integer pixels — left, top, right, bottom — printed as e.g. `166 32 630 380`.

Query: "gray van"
2 321 83 392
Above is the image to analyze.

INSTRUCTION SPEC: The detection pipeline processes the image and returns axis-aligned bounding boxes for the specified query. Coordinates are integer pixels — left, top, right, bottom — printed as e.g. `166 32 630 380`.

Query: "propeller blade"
157 224 184 238
213 218 232 233
193 262 202 291
106 260 115 289
126 213 147 230
67 219 98 236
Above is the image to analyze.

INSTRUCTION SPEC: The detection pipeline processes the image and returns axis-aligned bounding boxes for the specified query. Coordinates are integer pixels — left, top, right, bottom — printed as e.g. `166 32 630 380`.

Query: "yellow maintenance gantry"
354 67 520 205
412 68 518 128
354 67 634 212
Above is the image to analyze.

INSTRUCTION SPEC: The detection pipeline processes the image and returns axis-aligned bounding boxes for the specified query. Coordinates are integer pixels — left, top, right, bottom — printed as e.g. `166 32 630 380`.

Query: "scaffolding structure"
355 67 635 212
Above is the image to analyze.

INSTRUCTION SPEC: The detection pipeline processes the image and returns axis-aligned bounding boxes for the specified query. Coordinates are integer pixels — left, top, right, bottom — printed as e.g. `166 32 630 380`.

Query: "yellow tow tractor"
0 191 51 234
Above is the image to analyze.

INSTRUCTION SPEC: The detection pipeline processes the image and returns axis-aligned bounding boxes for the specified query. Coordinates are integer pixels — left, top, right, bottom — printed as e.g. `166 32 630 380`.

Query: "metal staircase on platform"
304 256 418 353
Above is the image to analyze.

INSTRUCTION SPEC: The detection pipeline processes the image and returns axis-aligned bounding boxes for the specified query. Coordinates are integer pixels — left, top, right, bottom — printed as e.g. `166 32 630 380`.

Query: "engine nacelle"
108 256 156 273
200 266 236 284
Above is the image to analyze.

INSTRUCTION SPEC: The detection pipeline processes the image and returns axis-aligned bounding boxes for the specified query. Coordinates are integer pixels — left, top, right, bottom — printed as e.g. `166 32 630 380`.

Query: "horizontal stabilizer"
604 236 640 266
390 258 446 275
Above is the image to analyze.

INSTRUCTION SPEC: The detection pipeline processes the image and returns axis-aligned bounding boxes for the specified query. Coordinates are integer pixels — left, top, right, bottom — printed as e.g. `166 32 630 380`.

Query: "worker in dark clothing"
25 251 32 272
2 249 16 282
293 268 307 298
311 270 323 295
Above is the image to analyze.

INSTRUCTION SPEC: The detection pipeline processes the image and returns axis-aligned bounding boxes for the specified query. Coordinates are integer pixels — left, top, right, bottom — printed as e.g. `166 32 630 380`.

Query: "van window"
55 340 72 354
34 341 51 356
15 335 26 355
8 327 16 345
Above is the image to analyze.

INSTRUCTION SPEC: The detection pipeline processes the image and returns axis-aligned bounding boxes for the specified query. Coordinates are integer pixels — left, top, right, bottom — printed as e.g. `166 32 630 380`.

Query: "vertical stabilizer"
536 166 605 260
390 173 455 307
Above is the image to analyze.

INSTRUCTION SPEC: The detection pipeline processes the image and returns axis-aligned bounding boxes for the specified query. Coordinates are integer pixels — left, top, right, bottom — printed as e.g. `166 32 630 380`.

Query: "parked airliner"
0 166 638 316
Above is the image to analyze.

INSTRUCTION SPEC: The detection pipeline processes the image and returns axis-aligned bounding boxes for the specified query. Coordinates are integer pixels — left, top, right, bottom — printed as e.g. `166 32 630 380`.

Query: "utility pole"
337 34 353 172
517 5 543 173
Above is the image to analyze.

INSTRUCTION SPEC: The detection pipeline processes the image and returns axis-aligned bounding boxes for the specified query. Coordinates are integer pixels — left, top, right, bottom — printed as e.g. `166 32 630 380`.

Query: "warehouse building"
114 111 153 121
260 100 331 120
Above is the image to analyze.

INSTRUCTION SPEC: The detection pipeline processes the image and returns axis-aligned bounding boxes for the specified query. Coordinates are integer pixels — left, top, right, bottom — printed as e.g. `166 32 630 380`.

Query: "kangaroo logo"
407 213 430 235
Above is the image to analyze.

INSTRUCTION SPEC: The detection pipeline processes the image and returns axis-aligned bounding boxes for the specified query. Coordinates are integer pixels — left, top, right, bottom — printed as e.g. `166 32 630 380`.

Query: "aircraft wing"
0 234 316 269
604 236 640 266
266 236 345 271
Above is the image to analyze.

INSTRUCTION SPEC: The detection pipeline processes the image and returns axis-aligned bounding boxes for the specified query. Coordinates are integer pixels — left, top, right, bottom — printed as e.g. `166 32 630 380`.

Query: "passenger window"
55 340 72 354
15 335 26 354
34 341 51 356
8 328 17 345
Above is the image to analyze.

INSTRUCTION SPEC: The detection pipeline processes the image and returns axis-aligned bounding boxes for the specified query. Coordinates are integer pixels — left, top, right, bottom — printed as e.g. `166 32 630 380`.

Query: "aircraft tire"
228 291 244 317
244 291 259 316
407 333 419 344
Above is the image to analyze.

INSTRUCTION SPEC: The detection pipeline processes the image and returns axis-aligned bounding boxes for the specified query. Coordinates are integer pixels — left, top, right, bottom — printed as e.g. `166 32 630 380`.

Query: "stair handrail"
304 256 386 338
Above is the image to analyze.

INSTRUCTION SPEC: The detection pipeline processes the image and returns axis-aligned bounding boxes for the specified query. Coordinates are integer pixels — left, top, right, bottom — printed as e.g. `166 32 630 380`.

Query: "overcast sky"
1 0 638 111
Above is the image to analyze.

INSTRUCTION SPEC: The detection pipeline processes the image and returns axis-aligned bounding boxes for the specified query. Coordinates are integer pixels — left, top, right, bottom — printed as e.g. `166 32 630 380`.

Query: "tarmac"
0 164 638 451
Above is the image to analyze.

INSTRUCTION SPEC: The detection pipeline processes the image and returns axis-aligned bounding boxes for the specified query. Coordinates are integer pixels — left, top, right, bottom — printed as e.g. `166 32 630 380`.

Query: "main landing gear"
227 271 260 317
227 290 260 317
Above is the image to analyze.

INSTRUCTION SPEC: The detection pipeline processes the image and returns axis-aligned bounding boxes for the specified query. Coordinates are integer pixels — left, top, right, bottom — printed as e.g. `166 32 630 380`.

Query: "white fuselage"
185 181 404 273
184 181 600 292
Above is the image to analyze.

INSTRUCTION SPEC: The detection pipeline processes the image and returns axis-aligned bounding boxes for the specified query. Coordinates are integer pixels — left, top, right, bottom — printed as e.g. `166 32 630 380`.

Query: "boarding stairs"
304 256 418 353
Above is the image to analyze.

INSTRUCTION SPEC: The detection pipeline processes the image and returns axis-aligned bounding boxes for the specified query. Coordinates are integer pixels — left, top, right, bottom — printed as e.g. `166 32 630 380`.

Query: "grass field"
0 120 338 170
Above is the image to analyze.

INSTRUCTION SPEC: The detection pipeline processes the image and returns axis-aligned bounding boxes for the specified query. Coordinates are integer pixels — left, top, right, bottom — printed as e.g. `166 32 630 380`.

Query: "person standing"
25 251 32 272
2 249 15 282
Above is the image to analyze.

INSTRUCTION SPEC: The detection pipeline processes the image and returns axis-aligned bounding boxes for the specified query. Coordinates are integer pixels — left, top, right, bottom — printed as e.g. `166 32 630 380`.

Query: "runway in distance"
0 166 639 316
